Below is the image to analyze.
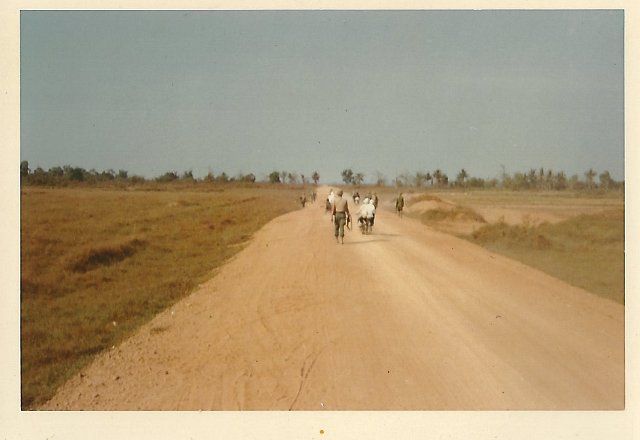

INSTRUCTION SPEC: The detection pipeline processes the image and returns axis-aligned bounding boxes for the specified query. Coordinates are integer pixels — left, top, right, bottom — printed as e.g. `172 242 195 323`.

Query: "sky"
20 10 624 184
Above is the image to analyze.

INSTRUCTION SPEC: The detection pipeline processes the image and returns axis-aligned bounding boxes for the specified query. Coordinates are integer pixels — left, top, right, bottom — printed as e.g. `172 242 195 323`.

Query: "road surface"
41 188 624 410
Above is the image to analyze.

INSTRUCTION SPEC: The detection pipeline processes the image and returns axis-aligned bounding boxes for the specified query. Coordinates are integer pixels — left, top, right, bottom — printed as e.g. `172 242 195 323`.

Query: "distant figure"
325 197 332 214
371 192 379 226
395 193 405 218
331 189 350 244
300 194 307 208
328 189 336 206
353 191 360 205
312 191 317 203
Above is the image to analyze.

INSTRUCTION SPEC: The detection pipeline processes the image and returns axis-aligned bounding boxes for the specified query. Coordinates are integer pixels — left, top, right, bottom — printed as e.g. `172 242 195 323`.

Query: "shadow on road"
341 239 389 245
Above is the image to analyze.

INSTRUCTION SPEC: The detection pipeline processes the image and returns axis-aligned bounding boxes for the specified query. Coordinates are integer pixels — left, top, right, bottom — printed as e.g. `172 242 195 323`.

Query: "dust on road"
42 187 624 410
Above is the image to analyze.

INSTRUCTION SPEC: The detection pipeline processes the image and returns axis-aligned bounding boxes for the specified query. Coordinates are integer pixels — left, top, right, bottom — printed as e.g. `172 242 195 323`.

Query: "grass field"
469 209 624 304
20 184 304 408
406 189 625 305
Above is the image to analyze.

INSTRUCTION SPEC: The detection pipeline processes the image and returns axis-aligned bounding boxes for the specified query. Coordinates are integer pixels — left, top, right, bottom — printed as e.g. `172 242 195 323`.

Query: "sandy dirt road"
41 188 624 410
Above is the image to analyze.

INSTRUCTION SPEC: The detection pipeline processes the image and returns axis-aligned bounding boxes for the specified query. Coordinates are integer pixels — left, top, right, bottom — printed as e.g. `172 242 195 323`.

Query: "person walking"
395 192 405 218
331 189 350 244
357 197 376 234
370 192 379 226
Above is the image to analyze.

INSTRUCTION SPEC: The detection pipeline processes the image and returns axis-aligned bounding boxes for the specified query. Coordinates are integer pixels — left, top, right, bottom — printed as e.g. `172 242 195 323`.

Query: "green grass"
21 185 303 408
468 209 624 304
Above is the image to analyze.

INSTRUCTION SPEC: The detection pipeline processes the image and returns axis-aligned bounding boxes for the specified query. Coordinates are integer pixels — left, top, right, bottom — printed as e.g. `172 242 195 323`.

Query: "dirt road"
41 188 624 410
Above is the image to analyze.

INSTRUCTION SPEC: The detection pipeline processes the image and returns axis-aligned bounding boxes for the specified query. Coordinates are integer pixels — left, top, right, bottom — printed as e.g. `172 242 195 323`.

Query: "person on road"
396 192 405 218
328 189 335 206
370 192 379 226
300 194 307 208
331 189 350 244
357 197 376 234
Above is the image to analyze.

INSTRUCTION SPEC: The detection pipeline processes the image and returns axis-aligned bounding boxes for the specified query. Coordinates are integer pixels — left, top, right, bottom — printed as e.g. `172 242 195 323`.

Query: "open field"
401 189 624 304
39 187 623 410
20 185 304 408
22 185 625 410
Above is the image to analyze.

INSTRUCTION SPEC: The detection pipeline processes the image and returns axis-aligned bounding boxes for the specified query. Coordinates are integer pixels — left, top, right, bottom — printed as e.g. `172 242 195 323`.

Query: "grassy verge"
406 190 624 304
418 205 486 223
21 185 303 408
467 209 624 304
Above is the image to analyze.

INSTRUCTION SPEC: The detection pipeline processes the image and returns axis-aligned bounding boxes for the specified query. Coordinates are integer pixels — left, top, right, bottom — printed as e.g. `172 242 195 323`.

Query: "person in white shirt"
357 198 376 234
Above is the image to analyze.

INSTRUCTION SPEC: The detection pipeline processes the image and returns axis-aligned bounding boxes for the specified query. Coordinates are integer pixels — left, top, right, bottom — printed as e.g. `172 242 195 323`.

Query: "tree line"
20 161 621 191
19 161 322 187
340 166 622 191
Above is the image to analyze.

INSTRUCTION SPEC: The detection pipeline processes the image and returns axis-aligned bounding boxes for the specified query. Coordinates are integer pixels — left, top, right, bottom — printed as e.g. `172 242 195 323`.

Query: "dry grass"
419 206 486 223
469 209 624 304
20 185 303 408
404 189 624 305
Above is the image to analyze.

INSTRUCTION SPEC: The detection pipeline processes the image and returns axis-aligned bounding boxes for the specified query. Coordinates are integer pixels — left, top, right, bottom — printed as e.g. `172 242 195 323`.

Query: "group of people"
326 189 381 243
324 188 405 244
299 191 317 208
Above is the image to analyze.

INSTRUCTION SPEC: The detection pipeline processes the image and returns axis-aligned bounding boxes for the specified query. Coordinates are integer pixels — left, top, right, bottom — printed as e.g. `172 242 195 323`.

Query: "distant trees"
353 172 365 186
599 170 613 190
287 172 299 184
19 160 622 192
414 172 430 187
341 169 354 185
156 171 179 182
268 171 281 183
455 169 468 186
496 167 620 191
374 170 386 186
381 166 620 192
432 169 442 186
20 160 29 179
584 168 597 190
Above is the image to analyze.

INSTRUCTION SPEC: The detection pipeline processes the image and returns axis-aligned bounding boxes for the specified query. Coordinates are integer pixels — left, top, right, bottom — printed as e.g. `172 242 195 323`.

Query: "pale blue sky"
20 10 624 183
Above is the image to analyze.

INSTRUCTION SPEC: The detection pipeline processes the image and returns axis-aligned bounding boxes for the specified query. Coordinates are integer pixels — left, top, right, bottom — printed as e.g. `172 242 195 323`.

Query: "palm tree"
341 169 354 185
433 169 442 187
584 168 597 190
456 169 468 187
